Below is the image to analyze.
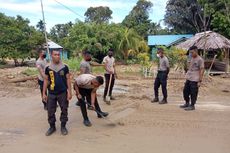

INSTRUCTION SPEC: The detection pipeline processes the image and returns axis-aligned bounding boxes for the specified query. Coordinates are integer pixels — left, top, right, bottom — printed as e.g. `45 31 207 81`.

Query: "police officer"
180 46 204 111
103 49 117 104
43 50 72 136
74 74 109 127
152 48 170 104
75 51 93 107
80 51 92 74
36 49 47 110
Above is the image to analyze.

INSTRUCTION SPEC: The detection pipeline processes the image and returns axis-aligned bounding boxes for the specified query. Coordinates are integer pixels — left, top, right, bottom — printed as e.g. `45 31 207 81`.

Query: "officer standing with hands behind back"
180 46 204 111
152 48 170 104
36 49 47 110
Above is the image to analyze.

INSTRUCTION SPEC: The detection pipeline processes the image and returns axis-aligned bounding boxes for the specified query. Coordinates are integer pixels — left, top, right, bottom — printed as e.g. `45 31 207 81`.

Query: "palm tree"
118 28 142 62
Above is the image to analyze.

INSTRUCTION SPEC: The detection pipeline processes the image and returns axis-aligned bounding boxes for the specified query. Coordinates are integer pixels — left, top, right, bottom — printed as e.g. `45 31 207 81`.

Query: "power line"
40 0 50 60
53 0 85 20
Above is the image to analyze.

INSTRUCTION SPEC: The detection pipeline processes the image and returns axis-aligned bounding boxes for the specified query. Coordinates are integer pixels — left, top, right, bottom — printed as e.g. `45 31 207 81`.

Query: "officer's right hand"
109 70 113 74
90 104 95 110
43 94 48 103
76 94 82 100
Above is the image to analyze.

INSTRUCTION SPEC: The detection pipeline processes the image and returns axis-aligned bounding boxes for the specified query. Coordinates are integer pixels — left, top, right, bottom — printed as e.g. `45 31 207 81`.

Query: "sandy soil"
0 66 230 153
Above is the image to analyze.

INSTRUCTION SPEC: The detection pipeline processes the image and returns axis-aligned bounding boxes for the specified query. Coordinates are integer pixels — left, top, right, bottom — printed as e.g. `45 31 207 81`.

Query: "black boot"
97 112 109 118
185 105 195 111
159 98 168 104
75 101 80 106
83 119 92 127
45 124 56 136
151 97 159 103
110 96 116 100
61 122 68 135
180 103 189 108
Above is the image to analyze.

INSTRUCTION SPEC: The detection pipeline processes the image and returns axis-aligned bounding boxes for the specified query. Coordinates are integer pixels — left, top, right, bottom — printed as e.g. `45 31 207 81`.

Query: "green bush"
127 58 139 64
153 46 187 69
63 57 82 72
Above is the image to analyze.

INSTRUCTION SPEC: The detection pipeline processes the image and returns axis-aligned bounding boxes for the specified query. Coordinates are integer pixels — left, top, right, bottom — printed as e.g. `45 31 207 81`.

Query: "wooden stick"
8 76 37 83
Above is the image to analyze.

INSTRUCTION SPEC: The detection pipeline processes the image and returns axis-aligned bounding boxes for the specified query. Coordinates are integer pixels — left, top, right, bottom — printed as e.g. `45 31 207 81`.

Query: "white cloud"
46 0 136 10
0 0 72 16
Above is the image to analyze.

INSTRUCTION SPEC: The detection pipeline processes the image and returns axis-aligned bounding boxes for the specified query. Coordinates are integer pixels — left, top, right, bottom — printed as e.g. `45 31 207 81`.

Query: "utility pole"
40 0 50 60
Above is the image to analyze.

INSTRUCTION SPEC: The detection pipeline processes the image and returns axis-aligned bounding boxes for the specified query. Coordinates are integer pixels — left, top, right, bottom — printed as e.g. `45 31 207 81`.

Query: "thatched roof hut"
176 31 230 50
176 31 230 73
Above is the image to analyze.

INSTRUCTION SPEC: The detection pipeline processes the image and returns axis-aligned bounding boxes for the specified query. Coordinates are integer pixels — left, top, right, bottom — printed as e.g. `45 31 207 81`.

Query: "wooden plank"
226 49 229 73
214 61 226 71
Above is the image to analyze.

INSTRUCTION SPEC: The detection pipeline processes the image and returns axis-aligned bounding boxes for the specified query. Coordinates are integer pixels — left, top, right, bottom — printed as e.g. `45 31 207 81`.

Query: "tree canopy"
84 6 113 24
165 0 230 38
0 13 44 65
122 0 153 38
1 0 229 66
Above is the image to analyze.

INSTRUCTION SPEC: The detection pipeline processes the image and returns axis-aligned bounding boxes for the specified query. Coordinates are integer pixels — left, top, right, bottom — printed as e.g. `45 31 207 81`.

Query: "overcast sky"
0 0 168 31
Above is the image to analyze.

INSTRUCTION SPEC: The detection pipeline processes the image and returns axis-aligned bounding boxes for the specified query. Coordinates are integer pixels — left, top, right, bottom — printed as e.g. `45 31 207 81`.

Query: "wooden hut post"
226 48 230 73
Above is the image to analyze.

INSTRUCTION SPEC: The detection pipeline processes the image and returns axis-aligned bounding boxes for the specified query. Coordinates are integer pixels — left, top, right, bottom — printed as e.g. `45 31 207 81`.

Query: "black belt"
158 70 167 73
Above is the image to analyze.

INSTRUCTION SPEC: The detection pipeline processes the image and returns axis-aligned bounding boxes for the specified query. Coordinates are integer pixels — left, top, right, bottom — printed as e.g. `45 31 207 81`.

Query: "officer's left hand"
198 82 202 87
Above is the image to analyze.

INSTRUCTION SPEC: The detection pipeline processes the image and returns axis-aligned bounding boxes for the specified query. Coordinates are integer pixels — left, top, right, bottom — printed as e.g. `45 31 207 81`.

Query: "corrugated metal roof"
148 34 193 46
46 40 63 49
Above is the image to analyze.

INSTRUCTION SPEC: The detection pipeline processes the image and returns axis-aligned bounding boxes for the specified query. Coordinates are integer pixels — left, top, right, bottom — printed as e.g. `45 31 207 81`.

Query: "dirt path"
0 67 230 153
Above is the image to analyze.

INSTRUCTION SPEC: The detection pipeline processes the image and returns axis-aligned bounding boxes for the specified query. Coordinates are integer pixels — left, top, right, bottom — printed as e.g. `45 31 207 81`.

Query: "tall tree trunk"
122 50 129 64
14 59 19 67
20 59 25 66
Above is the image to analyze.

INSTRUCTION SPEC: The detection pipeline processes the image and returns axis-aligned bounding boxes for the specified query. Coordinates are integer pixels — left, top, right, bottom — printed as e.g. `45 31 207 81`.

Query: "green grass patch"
22 68 38 76
92 66 105 74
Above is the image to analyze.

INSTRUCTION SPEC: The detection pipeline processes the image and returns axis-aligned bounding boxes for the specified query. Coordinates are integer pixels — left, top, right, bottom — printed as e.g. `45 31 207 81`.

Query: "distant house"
43 40 68 60
148 34 193 59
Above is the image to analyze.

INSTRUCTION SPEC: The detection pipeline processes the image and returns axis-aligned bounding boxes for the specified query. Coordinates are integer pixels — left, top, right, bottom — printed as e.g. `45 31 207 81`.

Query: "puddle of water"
173 101 230 111
0 129 24 136
0 129 24 145
98 85 129 94
199 103 230 111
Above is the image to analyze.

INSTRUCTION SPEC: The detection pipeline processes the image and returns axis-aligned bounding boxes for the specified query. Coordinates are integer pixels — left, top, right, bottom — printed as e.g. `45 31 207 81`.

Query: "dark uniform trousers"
78 88 102 120
103 74 115 98
183 80 199 106
154 71 168 99
38 80 44 94
47 91 68 126
38 80 47 107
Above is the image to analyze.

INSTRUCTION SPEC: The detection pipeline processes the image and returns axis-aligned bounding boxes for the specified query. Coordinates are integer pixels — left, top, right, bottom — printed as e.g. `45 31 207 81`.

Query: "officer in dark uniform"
43 50 72 136
152 48 170 104
180 46 204 111
36 49 47 110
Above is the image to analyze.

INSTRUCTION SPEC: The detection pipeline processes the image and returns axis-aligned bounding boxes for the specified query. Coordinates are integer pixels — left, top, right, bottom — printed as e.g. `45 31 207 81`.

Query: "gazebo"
176 31 230 73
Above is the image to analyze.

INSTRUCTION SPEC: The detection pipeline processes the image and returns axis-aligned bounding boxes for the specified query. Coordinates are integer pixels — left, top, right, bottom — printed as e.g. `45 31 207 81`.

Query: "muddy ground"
0 65 230 153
